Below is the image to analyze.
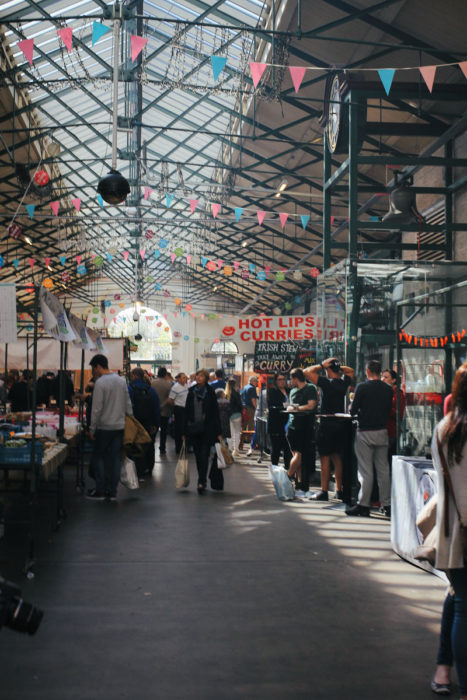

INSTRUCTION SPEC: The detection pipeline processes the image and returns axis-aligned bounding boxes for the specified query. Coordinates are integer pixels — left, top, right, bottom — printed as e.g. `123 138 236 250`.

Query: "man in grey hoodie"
87 354 133 501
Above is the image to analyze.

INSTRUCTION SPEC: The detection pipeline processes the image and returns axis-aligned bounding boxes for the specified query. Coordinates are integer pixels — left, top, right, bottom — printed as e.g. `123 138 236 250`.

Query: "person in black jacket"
184 369 222 493
267 372 292 470
225 379 242 457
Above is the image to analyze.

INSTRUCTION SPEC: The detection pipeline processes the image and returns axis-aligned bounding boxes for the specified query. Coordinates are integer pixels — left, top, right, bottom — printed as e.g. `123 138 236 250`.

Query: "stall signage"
221 314 344 342
254 341 315 373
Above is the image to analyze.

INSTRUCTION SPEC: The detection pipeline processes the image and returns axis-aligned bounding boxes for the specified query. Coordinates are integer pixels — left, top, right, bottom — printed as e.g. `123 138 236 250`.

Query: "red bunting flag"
279 213 289 228
72 198 81 212
250 62 267 88
459 62 467 80
57 27 73 52
50 201 60 216
257 210 266 226
131 35 148 62
420 65 437 93
18 39 34 66
289 66 306 93
211 203 221 218
190 199 198 214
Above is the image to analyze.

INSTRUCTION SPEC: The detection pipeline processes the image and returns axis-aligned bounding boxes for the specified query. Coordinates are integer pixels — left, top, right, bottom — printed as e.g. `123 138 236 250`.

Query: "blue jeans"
93 429 123 497
436 591 455 666
449 567 467 695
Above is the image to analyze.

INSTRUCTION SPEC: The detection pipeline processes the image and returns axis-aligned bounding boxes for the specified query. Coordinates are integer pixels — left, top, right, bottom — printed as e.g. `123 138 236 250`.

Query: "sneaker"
310 490 329 501
86 489 106 501
295 489 307 498
107 495 118 502
345 503 370 517
380 505 391 518
335 490 343 500
246 449 253 457
232 450 240 458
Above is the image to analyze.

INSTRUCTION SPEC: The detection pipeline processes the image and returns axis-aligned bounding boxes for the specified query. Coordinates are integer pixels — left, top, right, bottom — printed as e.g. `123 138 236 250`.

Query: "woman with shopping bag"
184 369 222 494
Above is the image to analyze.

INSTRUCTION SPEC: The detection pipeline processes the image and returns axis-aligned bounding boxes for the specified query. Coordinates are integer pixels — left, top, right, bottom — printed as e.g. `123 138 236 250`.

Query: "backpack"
131 385 154 429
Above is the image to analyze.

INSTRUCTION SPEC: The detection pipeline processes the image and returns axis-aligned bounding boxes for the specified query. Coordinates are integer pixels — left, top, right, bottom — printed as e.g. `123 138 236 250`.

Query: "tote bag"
175 441 190 489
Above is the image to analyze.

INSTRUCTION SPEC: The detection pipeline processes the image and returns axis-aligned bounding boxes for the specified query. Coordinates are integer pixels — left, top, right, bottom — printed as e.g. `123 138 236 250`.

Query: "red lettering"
252 331 263 341
265 330 274 340
251 318 262 329
276 330 286 340
305 316 315 327
263 317 272 328
240 331 251 341
279 318 287 327
295 316 304 327
304 328 314 339
239 319 249 329
294 329 303 339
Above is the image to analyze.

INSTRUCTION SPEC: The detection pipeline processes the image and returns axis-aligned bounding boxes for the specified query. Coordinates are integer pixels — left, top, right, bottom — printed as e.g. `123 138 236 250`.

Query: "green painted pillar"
323 144 331 271
346 93 359 370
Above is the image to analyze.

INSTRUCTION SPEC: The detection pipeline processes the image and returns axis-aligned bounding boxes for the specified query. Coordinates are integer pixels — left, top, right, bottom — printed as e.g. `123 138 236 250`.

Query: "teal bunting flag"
154 250 160 259
166 194 174 207
92 22 111 46
211 55 227 81
26 204 35 220
13 259 19 269
249 263 256 274
97 194 104 208
201 257 208 268
378 68 395 96
300 215 310 229
234 207 243 222
106 253 112 262
59 255 66 266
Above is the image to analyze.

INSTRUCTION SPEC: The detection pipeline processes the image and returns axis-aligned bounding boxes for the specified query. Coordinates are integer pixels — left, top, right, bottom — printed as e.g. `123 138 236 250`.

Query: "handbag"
437 436 467 566
269 464 295 501
220 438 234 465
414 494 438 566
120 456 139 490
215 439 232 469
175 441 190 489
209 452 224 490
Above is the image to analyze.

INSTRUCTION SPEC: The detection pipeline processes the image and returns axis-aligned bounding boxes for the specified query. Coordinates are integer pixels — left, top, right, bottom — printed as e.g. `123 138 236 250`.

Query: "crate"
0 442 43 466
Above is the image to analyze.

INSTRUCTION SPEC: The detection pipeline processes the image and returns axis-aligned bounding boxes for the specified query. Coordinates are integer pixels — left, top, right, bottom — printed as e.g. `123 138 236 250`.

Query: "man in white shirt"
87 354 133 501
168 372 189 453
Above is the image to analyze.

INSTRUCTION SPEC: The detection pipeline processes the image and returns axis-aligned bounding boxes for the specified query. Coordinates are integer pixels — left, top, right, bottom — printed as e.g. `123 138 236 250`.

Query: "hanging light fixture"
274 178 288 198
97 17 130 205
382 172 422 226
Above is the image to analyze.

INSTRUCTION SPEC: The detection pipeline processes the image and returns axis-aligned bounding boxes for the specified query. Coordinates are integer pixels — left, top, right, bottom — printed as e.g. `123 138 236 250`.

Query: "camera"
0 577 43 635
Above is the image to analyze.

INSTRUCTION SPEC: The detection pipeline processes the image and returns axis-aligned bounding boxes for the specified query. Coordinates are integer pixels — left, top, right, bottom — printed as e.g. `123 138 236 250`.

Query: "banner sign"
221 314 342 342
254 341 315 373
0 284 18 344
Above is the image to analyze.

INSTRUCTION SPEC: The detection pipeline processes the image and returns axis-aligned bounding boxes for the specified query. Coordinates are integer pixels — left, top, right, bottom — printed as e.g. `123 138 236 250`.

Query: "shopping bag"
269 464 295 501
215 442 228 469
175 441 190 489
209 451 224 491
219 438 233 466
120 456 139 490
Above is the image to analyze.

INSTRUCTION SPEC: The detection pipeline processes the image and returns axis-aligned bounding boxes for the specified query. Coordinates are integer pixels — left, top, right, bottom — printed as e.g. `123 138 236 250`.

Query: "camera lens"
9 598 44 635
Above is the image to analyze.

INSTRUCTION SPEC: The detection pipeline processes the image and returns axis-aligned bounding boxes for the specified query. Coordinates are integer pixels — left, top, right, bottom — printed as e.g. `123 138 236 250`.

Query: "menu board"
254 341 315 373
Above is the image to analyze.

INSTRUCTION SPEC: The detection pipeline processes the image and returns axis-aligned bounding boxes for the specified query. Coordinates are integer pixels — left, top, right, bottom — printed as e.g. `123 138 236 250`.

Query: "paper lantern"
119 302 124 308
157 322 162 327
194 337 200 343
174 331 181 338
92 317 98 323
34 170 50 186
42 278 54 289
224 266 233 277
257 271 266 280
208 313 217 320
174 297 181 306
145 229 154 239
214 338 220 343
104 300 111 307
114 294 121 300
276 271 285 281
174 247 184 257
94 256 103 267
184 335 189 341
77 264 86 275
185 304 192 311
26 283 34 294
293 270 303 281
273 307 281 315
62 271 71 283
163 290 170 297
206 260 216 271
110 308 115 314
8 222 22 240
241 270 249 280
164 326 169 332
310 267 320 278
159 238 168 248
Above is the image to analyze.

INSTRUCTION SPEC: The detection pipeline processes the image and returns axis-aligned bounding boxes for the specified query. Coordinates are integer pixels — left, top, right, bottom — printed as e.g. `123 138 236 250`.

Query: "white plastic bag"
269 464 295 501
215 442 227 469
175 441 190 489
120 457 139 490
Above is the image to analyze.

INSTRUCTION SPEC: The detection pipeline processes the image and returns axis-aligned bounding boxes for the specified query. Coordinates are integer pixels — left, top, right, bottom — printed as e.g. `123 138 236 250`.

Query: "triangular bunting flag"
459 62 467 80
186 254 191 265
139 249 146 260
300 214 310 229
154 250 160 260
420 65 437 93
289 66 306 93
170 253 176 263
97 195 104 208
28 258 36 268
144 187 152 200
201 257 208 268
106 253 112 262
257 210 266 226
211 55 227 81
264 265 271 274
211 203 221 218
250 62 267 88
279 213 289 228
13 259 19 269
249 263 256 274
57 27 73 52
234 261 240 271
75 255 82 265
59 255 66 266
18 39 34 66
217 259 223 269
72 198 81 212
91 253 96 261
330 215 335 226
234 207 243 222
92 22 111 46
166 194 174 207
44 257 50 267
26 204 35 220
123 251 129 261
131 34 147 62
378 68 395 96
190 199 198 214
50 201 60 216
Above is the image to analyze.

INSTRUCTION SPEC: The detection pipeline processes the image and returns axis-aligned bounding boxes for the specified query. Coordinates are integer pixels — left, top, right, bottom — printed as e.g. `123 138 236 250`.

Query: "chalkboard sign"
254 341 315 373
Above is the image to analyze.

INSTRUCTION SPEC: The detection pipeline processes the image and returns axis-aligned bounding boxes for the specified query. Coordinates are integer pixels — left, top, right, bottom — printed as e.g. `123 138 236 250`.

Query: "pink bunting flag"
75 255 82 265
211 203 221 219
264 265 271 274
18 39 34 66
257 210 266 226
28 258 36 267
420 65 437 93
164 314 168 320
123 251 129 261
91 253 96 261
173 312 177 318
57 27 73 52
250 62 267 89
50 200 60 216
71 198 81 212
44 257 50 267
289 66 306 93
331 216 335 226
234 261 240 271
131 35 148 63
190 199 199 214
279 213 289 228
217 259 223 269
186 254 191 265
139 249 146 260
144 186 152 200
170 252 176 263
459 62 467 79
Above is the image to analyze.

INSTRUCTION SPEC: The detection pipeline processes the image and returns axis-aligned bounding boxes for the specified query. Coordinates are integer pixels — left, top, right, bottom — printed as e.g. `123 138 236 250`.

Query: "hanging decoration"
8 222 22 239
400 328 466 347
34 170 49 186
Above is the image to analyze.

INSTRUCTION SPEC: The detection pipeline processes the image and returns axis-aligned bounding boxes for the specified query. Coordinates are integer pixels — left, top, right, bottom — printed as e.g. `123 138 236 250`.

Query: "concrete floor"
0 447 450 699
